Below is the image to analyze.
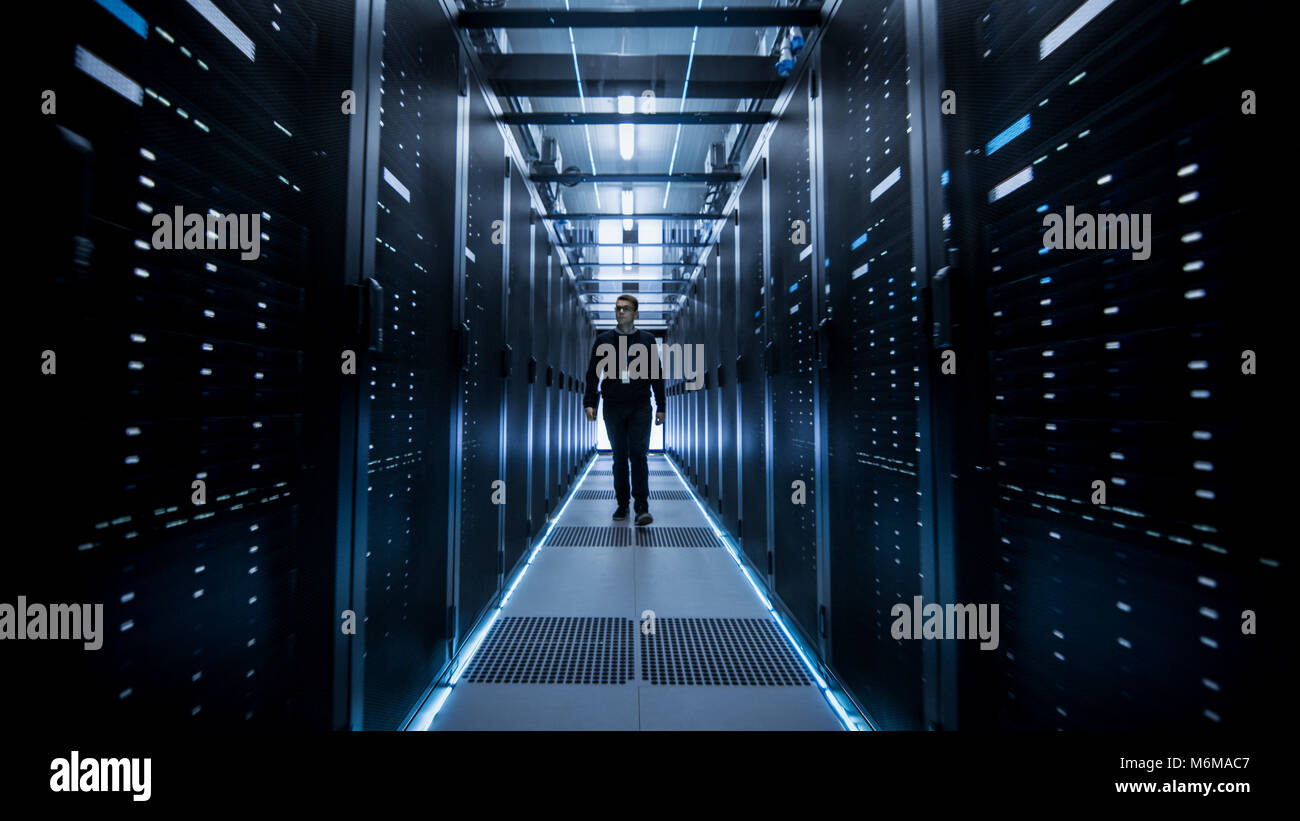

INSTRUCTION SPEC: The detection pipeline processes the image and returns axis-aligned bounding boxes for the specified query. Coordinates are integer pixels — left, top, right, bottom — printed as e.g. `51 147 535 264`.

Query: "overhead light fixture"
621 188 634 232
618 95 635 160
623 246 634 268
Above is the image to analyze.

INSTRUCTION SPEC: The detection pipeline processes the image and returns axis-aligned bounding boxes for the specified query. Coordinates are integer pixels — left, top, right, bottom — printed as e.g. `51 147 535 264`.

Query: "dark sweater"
582 328 666 411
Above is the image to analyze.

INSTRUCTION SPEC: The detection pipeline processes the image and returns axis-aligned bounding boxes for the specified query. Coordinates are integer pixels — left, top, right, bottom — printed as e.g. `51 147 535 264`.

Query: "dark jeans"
603 401 652 512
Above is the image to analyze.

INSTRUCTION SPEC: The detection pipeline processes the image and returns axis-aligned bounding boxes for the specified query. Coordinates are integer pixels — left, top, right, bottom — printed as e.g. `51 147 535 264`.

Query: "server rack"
529 236 551 541
454 64 506 648
503 165 532 573
736 162 771 576
548 248 562 507
719 215 742 536
21 0 358 731
816 0 936 731
358 0 460 730
768 69 822 644
941 0 1275 731
702 258 717 507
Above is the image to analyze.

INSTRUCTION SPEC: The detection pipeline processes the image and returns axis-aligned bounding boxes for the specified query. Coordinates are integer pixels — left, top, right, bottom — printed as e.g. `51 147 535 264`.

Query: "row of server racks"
20 0 598 731
13 0 1282 733
665 0 1278 730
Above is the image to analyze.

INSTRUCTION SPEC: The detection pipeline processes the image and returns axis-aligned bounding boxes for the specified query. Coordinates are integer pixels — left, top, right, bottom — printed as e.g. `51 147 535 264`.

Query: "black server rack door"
581 328 591 456
570 289 578 478
768 72 820 639
686 298 697 479
361 0 458 730
695 293 705 489
504 166 533 571
942 0 1274 729
667 338 676 457
559 280 571 490
702 266 716 503
737 170 769 572
457 89 505 644
672 344 679 457
573 300 582 467
665 337 672 456
549 250 562 506
567 283 574 481
676 308 685 463
530 236 551 539
21 0 355 729
680 293 691 471
708 252 724 514
567 290 574 475
691 297 701 483
568 291 576 479
821 0 926 731
681 301 691 470
557 290 564 491
670 337 681 459
719 218 741 534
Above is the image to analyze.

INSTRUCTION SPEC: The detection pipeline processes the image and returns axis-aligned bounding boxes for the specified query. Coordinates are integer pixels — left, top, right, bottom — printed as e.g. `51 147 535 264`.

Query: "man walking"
583 294 665 526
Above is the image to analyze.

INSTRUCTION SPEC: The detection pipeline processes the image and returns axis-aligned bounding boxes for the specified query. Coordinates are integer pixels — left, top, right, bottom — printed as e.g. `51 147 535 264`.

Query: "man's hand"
655 412 664 426
585 407 596 422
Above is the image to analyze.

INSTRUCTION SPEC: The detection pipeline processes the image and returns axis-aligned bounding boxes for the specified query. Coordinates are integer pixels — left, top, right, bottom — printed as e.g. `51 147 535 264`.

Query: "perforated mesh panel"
632 527 722 548
462 617 634 684
575 490 691 500
640 618 812 686
546 526 630 547
589 469 675 476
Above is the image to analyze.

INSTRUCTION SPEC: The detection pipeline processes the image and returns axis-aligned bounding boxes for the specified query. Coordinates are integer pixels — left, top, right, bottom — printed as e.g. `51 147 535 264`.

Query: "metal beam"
500 112 774 126
575 280 688 289
532 172 740 184
557 243 711 249
459 7 822 28
545 213 727 221
565 263 704 269
479 54 782 99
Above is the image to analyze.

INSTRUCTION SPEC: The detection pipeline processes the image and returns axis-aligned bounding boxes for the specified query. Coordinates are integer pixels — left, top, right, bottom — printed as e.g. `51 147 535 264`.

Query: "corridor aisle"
429 453 843 730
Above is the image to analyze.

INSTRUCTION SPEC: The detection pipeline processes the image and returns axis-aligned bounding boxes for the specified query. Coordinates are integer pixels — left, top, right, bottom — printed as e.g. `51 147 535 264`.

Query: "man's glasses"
615 305 635 312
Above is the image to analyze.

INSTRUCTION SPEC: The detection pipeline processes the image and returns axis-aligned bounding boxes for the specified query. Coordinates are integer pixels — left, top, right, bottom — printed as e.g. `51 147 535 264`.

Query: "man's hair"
616 294 638 312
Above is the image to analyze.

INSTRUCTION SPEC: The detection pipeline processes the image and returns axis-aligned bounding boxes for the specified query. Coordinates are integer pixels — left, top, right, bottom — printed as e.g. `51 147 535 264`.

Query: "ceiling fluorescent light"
618 95 635 160
619 124 635 161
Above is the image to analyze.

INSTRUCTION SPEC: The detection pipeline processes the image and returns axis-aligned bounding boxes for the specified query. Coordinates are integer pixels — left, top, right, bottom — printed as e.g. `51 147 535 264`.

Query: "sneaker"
635 511 653 527
613 506 629 521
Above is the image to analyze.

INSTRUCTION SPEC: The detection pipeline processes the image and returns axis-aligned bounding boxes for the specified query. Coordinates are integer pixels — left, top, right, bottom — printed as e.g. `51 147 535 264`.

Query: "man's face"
615 300 637 325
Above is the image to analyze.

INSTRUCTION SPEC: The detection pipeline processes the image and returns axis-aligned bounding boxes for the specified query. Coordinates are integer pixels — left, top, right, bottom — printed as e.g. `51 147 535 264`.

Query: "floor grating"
640 618 813 686
588 470 676 476
576 490 692 500
543 526 721 547
461 617 635 684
